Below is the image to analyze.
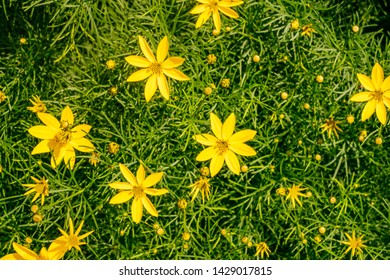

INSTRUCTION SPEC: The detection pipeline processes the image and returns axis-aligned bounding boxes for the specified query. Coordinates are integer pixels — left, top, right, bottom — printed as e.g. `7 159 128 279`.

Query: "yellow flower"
106 59 116 69
320 117 342 138
350 63 390 125
189 177 211 202
254 242 271 258
221 78 230 88
286 183 307 208
109 164 168 224
189 0 244 33
108 142 120 154
89 151 100 166
49 218 94 260
341 231 367 257
125 36 189 102
195 113 256 177
22 176 49 205
291 19 299 30
0 90 7 102
207 54 217 64
27 95 46 113
301 24 316 36
20 37 27 44
28 105 94 169
0 242 61 260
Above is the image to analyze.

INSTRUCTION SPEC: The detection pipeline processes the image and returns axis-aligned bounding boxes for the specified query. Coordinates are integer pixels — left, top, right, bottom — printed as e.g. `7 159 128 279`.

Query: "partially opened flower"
27 95 46 113
1 242 61 260
109 164 168 224
190 0 244 32
125 36 190 102
28 105 94 169
350 63 390 125
194 113 256 177
285 183 307 208
22 176 49 205
341 231 367 257
254 242 271 258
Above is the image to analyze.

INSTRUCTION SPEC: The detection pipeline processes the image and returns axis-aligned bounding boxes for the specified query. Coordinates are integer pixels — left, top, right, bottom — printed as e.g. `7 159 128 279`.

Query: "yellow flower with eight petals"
341 230 367 257
109 164 168 224
28 106 94 169
194 113 257 177
350 63 390 125
190 0 244 33
22 176 49 205
125 36 190 102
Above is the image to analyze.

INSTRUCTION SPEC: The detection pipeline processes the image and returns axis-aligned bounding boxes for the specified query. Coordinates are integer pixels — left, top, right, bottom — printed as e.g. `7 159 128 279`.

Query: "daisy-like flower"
194 112 257 177
189 177 211 202
285 183 307 208
22 176 49 205
109 164 168 224
125 36 190 102
301 24 316 36
27 95 46 113
341 231 367 257
28 105 94 169
48 218 94 260
320 117 342 138
190 0 244 33
254 242 271 258
1 242 61 260
350 63 390 125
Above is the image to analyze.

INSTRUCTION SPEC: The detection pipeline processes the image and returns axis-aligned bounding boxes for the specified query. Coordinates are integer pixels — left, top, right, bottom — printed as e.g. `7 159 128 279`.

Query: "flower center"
67 235 79 247
209 0 219 9
149 62 162 75
215 140 229 155
36 179 49 195
133 185 144 199
372 90 383 101
54 130 72 145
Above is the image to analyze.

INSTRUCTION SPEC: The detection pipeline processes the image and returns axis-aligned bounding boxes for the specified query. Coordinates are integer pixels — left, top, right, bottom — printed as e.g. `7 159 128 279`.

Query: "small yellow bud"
225 26 231 32
276 187 286 196
221 229 227 236
33 214 43 223
212 29 220 36
221 78 230 88
120 230 125 236
241 165 248 172
279 114 285 120
315 154 321 161
106 59 116 70
204 87 212 95
375 137 383 145
346 115 354 124
316 75 324 83
31 205 39 213
358 135 365 142
298 140 303 145
109 86 118 96
252 55 260 63
302 239 308 245
183 243 189 250
247 241 253 248
304 103 310 110
153 223 160 230
207 54 217 64
329 196 337 204
306 191 312 198
108 142 119 154
352 25 359 33
281 91 288 100
157 228 165 236
291 19 299 30
318 226 326 234
241 236 249 244
25 237 33 244
177 199 188 209
20 37 27 44
182 232 191 241
314 235 322 243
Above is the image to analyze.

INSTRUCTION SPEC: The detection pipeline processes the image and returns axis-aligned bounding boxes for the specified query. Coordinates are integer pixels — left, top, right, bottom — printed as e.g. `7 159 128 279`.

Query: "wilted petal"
224 150 240 175
109 191 134 204
361 99 376 121
143 172 163 188
157 36 169 63
125 56 150 67
222 113 236 140
196 147 216 161
349 91 372 102
142 196 158 217
138 36 156 62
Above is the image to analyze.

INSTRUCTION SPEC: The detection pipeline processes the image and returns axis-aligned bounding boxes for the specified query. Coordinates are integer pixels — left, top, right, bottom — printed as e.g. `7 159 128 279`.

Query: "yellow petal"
74 220 84 236
210 113 223 139
109 191 134 204
162 68 190 81
48 238 67 260
162 57 185 69
157 36 169 63
157 74 170 100
138 36 156 62
51 145 66 168
71 124 91 139
64 144 76 170
127 68 152 82
142 196 158 217
13 243 39 260
229 129 257 143
143 172 163 188
381 76 390 94
219 0 244 7
376 101 387 125
70 137 94 152
371 63 384 90
210 154 224 177
61 105 74 126
195 10 212 28
212 9 221 32
145 74 158 102
125 55 150 67
109 182 132 190
361 99 376 121
196 147 216 161
189 4 208 14
68 218 75 235
218 6 239 18
222 113 236 140
0 253 23 260
37 112 60 129
350 91 372 102
28 126 57 140
78 230 94 241
224 150 240 175
31 140 51 154
144 188 168 196
229 143 257 156
119 164 137 186
383 96 390 109
132 197 143 224
357 73 375 92
137 165 146 185
194 134 218 146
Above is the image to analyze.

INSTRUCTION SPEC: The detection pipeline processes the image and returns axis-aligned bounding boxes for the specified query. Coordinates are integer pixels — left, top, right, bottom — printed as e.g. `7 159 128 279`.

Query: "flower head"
301 24 316 36
350 63 390 125
341 231 367 257
0 242 61 260
291 19 299 30
125 36 189 102
109 164 168 224
106 59 116 69
0 90 7 103
189 177 211 202
207 54 217 64
89 151 100 166
28 105 94 169
320 117 342 138
254 242 271 258
194 113 257 177
27 95 46 113
286 183 307 208
190 0 244 33
22 176 49 205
